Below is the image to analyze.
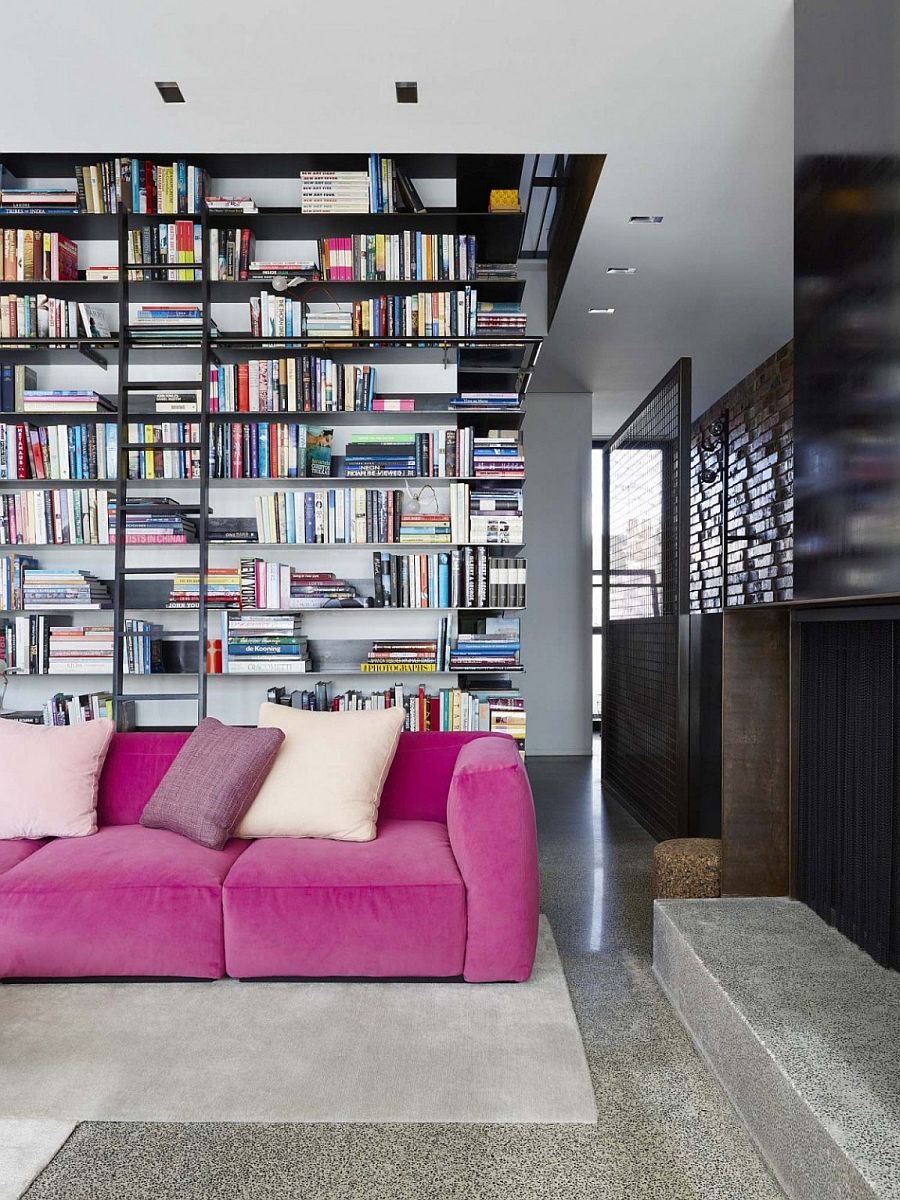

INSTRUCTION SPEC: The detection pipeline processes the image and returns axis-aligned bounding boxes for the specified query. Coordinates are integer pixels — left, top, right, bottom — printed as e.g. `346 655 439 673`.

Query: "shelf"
0 211 117 237
0 338 115 367
0 606 524 616
208 278 526 303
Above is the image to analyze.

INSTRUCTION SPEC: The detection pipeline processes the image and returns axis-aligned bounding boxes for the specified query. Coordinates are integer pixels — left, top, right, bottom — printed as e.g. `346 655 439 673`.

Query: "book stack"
208 359 376 413
19 390 114 414
473 431 525 478
247 259 319 283
0 553 38 609
373 551 452 608
372 547 523 608
450 392 522 410
303 302 353 340
84 266 118 281
126 421 200 480
130 304 208 341
469 486 523 544
76 159 207 214
0 365 35 412
349 292 476 338
207 517 258 544
0 422 117 481
344 433 417 478
367 156 426 214
48 626 114 674
154 391 201 413
109 498 197 545
205 196 257 213
0 296 83 340
360 638 439 674
0 230 78 281
239 560 363 610
300 170 370 214
373 397 414 413
475 262 518 281
222 613 309 674
211 424 333 480
23 569 110 610
0 184 78 214
487 557 527 607
318 233 475 281
128 222 201 281
486 694 526 753
122 620 159 674
42 690 127 726
167 569 241 609
0 489 111 545
475 302 527 336
252 488 403 545
449 618 521 672
249 293 304 338
208 227 254 281
398 513 452 544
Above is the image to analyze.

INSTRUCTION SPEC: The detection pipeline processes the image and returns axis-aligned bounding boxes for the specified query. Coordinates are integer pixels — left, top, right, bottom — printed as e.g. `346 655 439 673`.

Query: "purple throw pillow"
140 718 284 850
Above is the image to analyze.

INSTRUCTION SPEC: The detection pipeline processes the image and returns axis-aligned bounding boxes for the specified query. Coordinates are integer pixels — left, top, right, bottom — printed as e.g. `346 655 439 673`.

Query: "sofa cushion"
140 718 285 850
0 825 247 978
0 718 114 839
223 817 466 978
98 732 191 826
0 839 47 875
236 704 405 842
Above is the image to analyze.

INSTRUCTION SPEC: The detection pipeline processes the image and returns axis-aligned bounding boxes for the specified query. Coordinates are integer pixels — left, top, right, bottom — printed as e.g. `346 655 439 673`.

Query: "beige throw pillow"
236 703 406 841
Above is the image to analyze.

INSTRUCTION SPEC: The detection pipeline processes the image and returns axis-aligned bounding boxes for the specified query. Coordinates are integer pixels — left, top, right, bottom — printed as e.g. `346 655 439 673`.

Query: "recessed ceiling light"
395 81 418 104
629 215 663 223
588 307 615 314
606 267 636 275
155 81 185 103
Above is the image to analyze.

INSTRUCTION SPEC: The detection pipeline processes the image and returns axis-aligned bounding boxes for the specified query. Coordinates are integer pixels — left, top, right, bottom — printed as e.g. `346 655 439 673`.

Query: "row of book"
0 422 117 481
448 620 520 671
208 358 376 413
253 488 403 546
475 302 527 335
13 388 113 414
129 303 208 341
0 365 34 412
75 159 207 214
0 617 155 674
42 691 123 726
126 223 202 281
267 681 524 748
1 231 78 281
126 423 201 480
0 492 199 546
318 234 477 282
209 423 332 479
467 484 525 544
168 568 241 609
343 428 524 479
237 562 364 611
298 157 423 215
372 551 526 609
249 292 482 340
361 624 450 673
0 297 100 341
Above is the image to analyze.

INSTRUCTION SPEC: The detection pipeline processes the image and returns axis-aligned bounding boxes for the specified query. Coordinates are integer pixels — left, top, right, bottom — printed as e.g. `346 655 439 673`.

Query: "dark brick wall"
690 343 793 611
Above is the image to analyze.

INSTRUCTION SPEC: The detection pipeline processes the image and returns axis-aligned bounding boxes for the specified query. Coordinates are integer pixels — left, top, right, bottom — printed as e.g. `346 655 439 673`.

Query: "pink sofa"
0 730 539 983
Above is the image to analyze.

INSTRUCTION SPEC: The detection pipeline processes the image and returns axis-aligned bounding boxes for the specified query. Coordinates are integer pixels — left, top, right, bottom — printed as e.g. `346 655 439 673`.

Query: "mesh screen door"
602 360 691 838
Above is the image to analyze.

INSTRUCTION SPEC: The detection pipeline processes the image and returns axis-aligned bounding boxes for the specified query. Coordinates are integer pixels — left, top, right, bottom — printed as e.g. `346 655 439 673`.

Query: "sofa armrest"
446 735 539 982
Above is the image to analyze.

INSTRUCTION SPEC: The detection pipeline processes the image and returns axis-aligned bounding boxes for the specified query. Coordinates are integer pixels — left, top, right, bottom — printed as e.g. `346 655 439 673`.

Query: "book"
0 230 78 282
318 233 475 282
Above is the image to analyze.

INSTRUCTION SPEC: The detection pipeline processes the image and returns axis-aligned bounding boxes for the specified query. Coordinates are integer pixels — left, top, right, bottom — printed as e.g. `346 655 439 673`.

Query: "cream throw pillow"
236 703 406 841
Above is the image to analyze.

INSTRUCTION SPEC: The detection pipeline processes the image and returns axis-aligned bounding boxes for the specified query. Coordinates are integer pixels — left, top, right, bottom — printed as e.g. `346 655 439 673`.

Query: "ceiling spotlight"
629 215 663 224
395 81 418 104
155 81 185 104
588 307 615 315
606 267 636 275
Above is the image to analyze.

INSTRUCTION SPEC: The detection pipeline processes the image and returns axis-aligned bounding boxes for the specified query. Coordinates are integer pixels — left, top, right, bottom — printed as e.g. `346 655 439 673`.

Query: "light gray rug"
0 1120 74 1200
0 917 595 1126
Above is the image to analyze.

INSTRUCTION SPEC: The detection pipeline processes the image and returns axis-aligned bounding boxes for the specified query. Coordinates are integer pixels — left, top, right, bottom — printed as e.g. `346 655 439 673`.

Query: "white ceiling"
1 0 794 431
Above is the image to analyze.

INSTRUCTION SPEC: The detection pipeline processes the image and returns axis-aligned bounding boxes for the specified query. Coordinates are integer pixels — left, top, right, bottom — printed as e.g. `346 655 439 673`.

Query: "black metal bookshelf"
0 151 536 742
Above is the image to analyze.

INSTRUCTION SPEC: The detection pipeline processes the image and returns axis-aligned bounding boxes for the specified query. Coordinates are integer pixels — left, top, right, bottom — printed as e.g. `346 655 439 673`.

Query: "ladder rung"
121 566 197 575
121 442 201 450
115 692 200 702
121 382 202 392
115 630 199 638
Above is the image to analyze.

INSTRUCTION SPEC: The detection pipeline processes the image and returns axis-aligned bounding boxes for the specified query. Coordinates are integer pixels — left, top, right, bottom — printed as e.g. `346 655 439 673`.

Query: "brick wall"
690 342 793 611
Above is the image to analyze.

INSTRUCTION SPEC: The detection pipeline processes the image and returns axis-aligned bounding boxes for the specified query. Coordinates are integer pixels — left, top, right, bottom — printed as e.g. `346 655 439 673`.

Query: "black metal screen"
602 361 691 839
797 617 899 968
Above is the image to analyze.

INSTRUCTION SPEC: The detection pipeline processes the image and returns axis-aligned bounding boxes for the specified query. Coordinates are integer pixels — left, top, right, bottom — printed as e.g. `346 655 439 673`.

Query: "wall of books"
0 153 536 752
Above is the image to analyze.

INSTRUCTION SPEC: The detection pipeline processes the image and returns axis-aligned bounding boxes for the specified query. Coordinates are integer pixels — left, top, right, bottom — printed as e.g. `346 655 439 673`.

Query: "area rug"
0 1120 74 1200
0 917 595 1126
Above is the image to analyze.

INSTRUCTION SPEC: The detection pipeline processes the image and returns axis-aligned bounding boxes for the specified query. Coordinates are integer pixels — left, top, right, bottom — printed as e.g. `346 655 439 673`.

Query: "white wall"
520 392 593 756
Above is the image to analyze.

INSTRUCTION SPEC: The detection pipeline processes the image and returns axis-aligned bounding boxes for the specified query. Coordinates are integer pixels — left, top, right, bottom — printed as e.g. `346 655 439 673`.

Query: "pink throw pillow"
0 718 114 839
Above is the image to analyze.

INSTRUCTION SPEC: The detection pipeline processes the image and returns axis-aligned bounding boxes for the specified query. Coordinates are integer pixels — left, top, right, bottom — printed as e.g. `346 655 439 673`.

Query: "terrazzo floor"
24 752 783 1199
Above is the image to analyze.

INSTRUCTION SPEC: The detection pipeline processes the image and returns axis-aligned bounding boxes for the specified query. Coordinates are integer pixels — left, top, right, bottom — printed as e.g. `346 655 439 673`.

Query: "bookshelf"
0 152 539 748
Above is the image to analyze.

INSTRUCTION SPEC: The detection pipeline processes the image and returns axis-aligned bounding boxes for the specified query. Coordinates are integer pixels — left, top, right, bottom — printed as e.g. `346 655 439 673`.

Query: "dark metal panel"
721 608 791 896
546 156 605 327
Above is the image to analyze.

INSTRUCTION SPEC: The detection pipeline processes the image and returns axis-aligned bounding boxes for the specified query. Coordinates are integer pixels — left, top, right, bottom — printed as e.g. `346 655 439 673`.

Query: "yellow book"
375 233 385 280
144 424 155 479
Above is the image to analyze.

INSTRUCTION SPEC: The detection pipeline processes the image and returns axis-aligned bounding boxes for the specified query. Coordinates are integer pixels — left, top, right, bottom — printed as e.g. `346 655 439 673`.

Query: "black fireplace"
796 610 900 968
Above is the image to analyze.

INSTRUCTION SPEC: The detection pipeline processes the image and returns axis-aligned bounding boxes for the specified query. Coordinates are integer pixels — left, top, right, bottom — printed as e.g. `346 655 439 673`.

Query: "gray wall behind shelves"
520 391 593 756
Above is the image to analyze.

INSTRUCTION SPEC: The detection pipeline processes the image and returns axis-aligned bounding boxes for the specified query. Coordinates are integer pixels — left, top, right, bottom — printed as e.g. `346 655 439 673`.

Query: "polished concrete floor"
25 754 783 1199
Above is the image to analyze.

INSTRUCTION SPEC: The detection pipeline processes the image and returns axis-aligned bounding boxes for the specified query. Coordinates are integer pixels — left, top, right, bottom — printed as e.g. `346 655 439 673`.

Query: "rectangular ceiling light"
607 267 637 274
629 215 663 223
395 81 418 104
155 81 185 103
589 307 615 314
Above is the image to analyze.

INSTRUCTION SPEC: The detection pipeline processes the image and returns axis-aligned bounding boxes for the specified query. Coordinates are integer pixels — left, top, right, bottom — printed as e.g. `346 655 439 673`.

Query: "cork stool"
654 838 722 899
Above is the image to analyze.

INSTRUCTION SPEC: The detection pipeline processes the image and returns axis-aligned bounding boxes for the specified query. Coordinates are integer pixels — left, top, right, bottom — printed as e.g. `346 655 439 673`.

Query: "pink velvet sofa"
0 730 539 983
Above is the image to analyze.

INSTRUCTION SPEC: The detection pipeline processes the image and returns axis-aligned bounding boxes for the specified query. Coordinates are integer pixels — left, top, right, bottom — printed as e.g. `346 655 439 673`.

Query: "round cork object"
654 837 722 899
